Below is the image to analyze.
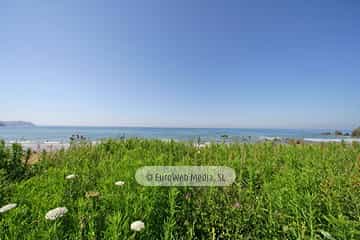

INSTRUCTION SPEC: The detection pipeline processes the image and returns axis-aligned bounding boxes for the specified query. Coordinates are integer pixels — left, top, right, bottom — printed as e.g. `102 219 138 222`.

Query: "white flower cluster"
130 220 145 232
65 174 77 180
0 203 17 213
115 181 125 186
45 207 68 220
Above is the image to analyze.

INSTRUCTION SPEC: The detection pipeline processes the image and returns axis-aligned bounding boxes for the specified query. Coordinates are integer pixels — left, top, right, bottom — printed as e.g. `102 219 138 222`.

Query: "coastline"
4 137 360 152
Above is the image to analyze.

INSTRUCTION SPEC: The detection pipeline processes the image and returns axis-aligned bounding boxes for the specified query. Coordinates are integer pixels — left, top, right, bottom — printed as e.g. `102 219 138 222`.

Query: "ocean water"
0 126 353 143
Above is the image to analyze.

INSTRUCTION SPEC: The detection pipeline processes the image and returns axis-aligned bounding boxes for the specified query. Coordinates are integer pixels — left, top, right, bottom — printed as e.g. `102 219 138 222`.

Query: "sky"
1 0 359 129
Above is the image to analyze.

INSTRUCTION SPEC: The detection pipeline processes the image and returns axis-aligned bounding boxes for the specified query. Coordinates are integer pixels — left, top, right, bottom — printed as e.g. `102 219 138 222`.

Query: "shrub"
0 141 27 180
352 127 360 137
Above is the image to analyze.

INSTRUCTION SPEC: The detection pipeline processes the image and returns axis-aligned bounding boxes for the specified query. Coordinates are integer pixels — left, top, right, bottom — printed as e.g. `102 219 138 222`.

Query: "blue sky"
1 0 359 128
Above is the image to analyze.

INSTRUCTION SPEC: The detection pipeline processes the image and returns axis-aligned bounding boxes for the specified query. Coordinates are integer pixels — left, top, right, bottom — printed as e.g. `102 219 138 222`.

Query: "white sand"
6 141 70 151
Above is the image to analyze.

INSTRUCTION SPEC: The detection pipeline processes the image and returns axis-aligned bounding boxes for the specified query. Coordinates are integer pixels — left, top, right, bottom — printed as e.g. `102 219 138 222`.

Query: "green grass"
1 139 360 239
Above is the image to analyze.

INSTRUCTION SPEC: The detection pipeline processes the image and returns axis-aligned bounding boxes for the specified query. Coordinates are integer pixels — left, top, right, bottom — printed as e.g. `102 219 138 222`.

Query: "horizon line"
32 124 354 131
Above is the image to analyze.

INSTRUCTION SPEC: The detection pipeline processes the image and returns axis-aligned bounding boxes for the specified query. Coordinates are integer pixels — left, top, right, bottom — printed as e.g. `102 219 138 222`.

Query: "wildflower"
65 174 77 180
115 181 125 186
45 207 68 220
319 229 333 239
86 191 100 198
0 203 17 213
131 220 145 232
232 202 240 209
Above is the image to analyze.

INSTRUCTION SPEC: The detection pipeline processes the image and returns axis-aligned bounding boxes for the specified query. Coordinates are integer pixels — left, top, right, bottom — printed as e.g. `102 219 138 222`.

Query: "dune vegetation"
0 139 360 239
352 127 360 137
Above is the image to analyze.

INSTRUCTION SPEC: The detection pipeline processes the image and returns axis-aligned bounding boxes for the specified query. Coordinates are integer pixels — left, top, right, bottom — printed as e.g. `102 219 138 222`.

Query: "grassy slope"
1 139 360 239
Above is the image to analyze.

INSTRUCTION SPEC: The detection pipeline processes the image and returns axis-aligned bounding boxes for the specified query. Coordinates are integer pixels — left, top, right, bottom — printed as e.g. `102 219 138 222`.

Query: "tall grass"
0 139 359 239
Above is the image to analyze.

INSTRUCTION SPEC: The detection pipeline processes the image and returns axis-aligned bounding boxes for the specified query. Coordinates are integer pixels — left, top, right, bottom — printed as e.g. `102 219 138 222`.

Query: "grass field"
0 139 360 239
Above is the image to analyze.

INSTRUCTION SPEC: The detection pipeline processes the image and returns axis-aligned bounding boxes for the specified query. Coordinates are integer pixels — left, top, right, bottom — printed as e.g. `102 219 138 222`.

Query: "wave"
304 138 360 143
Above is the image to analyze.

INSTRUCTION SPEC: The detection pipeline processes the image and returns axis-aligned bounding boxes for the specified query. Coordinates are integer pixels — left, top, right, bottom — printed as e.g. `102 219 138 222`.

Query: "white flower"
115 181 125 186
65 174 77 180
45 207 68 220
130 220 145 232
0 203 17 213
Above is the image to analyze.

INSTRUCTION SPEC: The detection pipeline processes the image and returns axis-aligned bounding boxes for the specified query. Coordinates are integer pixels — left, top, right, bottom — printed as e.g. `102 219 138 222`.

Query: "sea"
0 126 355 144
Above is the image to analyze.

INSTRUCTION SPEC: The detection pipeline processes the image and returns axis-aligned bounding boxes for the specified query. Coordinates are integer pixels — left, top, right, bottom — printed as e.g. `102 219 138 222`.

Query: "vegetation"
321 130 351 136
334 130 343 136
0 139 360 239
352 127 360 137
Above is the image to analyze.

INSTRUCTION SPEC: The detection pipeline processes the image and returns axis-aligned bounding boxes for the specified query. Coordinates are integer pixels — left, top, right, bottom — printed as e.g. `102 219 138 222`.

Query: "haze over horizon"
0 121 356 131
1 1 359 129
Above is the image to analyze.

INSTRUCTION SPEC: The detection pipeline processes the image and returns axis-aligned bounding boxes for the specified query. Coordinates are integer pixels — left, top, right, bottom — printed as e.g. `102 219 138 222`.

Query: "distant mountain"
0 121 35 127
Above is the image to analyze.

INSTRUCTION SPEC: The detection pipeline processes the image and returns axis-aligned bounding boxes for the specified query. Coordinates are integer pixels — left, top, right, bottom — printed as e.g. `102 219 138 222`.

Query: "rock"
334 130 343 136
